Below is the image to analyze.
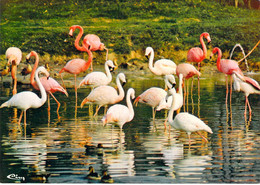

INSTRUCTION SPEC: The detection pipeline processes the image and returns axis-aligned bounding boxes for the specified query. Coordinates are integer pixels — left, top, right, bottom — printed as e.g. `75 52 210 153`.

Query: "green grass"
1 0 259 66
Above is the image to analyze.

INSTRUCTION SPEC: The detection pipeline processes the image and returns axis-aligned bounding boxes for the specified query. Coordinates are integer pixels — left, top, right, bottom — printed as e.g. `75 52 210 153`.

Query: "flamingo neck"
35 68 47 106
104 62 112 82
148 49 156 74
74 25 85 51
126 90 134 121
178 77 183 96
83 49 93 71
168 91 176 125
30 51 39 89
116 77 125 101
200 33 207 59
215 48 222 72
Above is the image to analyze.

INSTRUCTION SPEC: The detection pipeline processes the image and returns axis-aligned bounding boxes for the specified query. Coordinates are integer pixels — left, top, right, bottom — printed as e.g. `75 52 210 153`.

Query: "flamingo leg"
18 110 24 125
188 133 191 147
74 74 77 101
247 97 252 116
94 105 102 116
47 94 51 112
183 79 186 112
152 107 156 121
50 92 61 113
186 78 189 112
24 110 26 125
11 65 17 95
230 75 233 105
196 131 208 143
104 105 108 115
244 96 248 116
225 75 229 104
60 74 66 90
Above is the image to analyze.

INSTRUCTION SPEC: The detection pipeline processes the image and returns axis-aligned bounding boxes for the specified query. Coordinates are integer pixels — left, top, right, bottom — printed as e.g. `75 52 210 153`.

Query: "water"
0 69 259 183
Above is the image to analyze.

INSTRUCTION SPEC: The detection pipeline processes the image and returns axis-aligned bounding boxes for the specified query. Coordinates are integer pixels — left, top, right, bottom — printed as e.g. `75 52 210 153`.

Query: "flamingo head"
69 25 80 37
106 60 116 72
202 32 211 43
145 47 153 58
37 66 50 79
99 43 106 51
80 97 89 108
118 73 126 86
210 47 221 59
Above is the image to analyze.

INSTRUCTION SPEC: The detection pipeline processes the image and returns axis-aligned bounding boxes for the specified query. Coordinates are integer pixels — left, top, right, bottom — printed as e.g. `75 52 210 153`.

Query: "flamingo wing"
187 47 204 63
244 76 260 91
154 59 177 75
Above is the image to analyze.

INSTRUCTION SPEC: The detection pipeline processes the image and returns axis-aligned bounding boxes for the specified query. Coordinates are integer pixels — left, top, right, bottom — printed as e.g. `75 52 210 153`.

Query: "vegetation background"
0 0 259 70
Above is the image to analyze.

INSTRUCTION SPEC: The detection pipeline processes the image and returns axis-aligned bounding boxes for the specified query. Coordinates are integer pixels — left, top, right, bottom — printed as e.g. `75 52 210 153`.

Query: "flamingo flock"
0 27 259 147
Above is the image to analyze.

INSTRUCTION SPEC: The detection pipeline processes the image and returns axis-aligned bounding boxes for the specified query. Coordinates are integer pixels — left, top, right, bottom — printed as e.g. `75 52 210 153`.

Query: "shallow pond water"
0 69 259 183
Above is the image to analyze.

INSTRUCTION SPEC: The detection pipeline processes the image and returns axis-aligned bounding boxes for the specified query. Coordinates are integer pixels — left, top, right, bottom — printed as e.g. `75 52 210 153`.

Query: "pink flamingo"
5 47 22 95
176 63 201 110
69 25 108 71
134 75 176 127
232 71 260 117
211 47 244 103
28 51 68 114
102 88 135 133
59 39 93 102
80 73 126 116
187 32 211 71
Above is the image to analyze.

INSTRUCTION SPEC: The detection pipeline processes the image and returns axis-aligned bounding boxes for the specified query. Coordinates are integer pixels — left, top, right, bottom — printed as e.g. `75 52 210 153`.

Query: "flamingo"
133 75 176 125
78 60 116 89
102 88 135 132
69 25 108 71
176 63 201 110
232 71 260 116
187 32 211 71
157 74 184 111
28 51 68 114
145 46 177 89
0 66 49 125
59 39 93 102
167 88 213 146
5 47 22 95
210 47 244 104
80 73 126 116
157 74 184 130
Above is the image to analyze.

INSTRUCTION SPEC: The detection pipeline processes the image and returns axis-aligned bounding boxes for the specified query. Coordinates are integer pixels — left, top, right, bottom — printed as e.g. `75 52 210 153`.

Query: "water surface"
0 69 259 183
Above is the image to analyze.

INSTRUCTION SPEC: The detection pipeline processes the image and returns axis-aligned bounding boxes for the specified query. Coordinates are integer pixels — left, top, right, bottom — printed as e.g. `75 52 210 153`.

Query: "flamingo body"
6 47 22 66
59 58 89 75
135 87 167 108
81 73 126 115
78 60 115 88
102 88 135 130
145 47 176 76
233 71 260 116
187 32 211 64
176 63 201 79
171 112 213 135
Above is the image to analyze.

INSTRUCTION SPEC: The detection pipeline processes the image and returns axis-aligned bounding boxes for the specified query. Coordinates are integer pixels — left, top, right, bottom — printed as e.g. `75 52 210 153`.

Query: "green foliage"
1 0 259 63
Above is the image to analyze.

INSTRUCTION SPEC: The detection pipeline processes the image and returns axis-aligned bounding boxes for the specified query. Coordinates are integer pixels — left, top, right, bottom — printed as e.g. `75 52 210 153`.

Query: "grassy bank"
0 0 259 69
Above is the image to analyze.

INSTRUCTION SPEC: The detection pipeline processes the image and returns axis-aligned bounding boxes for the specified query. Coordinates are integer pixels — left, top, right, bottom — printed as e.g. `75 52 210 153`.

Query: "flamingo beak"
109 66 115 72
145 55 149 60
80 98 88 108
47 76 50 80
69 29 73 37
122 81 126 87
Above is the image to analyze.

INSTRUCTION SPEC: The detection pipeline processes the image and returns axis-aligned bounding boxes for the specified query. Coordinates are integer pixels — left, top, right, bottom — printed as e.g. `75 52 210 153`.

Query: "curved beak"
69 29 73 37
80 97 88 108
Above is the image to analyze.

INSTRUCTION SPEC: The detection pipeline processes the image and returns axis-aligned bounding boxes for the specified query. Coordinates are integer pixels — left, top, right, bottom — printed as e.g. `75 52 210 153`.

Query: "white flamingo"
80 73 126 116
0 66 49 125
78 60 116 89
232 71 260 116
5 47 22 95
157 74 184 111
145 46 177 77
102 88 135 132
168 88 213 146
